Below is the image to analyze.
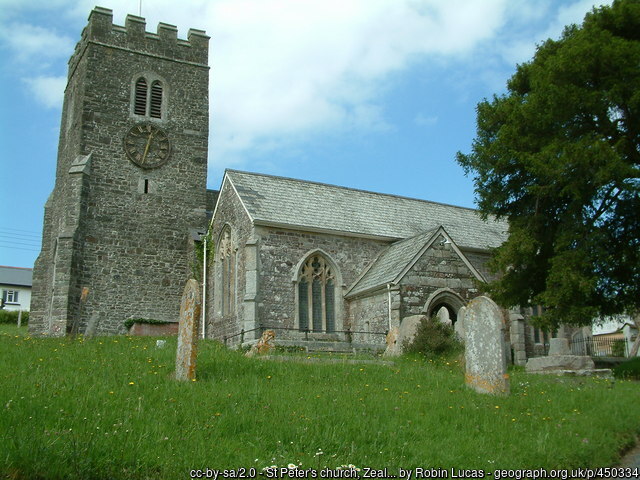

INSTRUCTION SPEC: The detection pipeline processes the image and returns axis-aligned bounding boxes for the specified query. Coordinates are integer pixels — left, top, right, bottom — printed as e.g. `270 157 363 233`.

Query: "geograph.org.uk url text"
188 466 640 479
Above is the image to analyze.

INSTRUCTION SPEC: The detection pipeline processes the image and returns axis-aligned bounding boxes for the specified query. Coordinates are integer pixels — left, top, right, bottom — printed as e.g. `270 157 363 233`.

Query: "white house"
0 266 33 312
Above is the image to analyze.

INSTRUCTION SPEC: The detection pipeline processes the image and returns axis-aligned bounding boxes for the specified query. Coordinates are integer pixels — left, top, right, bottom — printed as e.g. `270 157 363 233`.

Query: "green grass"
1 324 639 479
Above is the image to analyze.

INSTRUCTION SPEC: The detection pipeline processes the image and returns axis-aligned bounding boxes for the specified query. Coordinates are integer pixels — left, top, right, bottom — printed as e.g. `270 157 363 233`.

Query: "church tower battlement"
30 7 210 336
67 7 209 78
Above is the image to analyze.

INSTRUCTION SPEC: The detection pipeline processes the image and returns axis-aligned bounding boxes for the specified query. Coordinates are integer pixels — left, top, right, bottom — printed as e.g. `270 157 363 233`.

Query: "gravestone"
383 327 400 357
436 306 452 327
84 312 100 338
383 315 426 357
526 337 599 374
246 329 276 357
175 279 201 381
464 296 510 395
455 306 466 341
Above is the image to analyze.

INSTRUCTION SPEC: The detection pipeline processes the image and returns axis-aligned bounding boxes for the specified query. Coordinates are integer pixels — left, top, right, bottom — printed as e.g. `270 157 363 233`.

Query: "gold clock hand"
142 130 155 163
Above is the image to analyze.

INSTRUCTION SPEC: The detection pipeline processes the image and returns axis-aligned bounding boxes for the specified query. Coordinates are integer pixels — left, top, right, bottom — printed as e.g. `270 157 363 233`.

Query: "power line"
0 227 41 236
0 244 40 252
0 234 41 245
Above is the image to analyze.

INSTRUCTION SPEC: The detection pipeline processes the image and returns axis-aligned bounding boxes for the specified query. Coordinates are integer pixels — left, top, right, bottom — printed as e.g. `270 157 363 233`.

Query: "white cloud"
0 23 74 64
23 75 66 109
201 0 511 164
496 0 613 67
2 0 516 164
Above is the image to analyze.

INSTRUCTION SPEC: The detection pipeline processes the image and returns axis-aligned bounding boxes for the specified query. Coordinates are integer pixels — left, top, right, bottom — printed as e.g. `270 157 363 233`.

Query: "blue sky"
0 0 611 269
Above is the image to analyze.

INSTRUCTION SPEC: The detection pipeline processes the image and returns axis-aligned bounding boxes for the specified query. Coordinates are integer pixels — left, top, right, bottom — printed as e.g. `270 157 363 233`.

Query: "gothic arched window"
218 228 235 316
297 254 335 333
132 76 164 119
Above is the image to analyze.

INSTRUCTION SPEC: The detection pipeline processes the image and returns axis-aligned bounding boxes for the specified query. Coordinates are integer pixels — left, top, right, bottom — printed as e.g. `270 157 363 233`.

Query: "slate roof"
347 229 440 297
0 266 33 287
225 170 508 250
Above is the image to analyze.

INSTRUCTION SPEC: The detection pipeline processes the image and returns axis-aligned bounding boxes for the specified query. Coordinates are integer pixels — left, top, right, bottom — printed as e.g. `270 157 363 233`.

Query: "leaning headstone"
464 296 510 395
175 279 201 381
246 330 276 357
383 327 400 357
455 306 466 341
436 306 452 327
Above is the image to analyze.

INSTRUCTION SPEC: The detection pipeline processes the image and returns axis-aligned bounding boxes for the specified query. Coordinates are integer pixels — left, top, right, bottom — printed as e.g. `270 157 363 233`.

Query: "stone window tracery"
297 254 335 333
218 228 235 316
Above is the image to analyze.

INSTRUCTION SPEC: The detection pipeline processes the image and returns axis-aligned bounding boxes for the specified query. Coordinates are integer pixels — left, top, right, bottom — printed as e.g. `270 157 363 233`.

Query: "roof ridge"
224 169 481 214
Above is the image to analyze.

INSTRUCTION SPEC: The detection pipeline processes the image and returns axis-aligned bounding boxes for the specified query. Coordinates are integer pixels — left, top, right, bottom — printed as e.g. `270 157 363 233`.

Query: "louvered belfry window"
134 77 148 115
150 81 163 118
133 77 163 118
298 255 335 333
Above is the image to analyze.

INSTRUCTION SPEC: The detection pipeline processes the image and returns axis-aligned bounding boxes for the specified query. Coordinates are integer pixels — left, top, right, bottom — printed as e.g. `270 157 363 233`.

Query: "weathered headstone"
383 315 427 356
84 312 100 338
464 296 510 395
436 306 452 327
246 329 276 357
175 279 201 381
383 327 400 357
548 338 571 356
526 337 600 375
455 306 466 341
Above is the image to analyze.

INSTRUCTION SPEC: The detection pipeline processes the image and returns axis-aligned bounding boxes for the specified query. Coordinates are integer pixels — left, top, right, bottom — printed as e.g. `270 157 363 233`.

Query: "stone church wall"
347 291 389 345
399 237 479 319
255 226 388 338
206 182 253 343
463 250 498 282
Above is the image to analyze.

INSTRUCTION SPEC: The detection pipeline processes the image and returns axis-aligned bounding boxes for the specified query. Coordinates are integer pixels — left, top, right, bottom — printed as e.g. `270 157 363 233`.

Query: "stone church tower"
30 7 210 336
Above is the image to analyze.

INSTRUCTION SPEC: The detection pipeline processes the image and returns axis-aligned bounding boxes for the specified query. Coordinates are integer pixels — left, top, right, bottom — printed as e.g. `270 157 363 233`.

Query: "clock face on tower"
123 123 171 169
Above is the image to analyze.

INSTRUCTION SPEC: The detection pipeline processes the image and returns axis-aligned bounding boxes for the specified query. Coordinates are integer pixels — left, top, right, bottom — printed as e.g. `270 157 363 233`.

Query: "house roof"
347 229 440 297
225 170 509 251
0 266 33 287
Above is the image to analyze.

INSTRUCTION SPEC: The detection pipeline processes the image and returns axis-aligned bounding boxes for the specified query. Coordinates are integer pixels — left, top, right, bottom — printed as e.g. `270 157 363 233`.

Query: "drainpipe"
387 283 392 330
201 235 207 339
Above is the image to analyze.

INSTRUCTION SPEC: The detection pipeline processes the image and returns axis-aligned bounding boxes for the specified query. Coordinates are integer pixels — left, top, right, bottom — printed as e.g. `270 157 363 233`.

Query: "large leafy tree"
457 0 640 341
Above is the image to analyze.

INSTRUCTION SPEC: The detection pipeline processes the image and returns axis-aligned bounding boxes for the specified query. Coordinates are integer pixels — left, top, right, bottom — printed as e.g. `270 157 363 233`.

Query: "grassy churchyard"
1 324 639 479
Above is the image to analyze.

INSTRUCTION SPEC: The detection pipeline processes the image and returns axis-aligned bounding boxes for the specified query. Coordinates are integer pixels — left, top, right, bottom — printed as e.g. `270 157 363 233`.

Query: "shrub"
403 315 463 359
0 310 29 324
613 357 640 380
611 339 626 357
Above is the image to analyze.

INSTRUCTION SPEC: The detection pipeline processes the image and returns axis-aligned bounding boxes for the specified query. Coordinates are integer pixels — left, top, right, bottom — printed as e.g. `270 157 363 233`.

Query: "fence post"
240 328 245 344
